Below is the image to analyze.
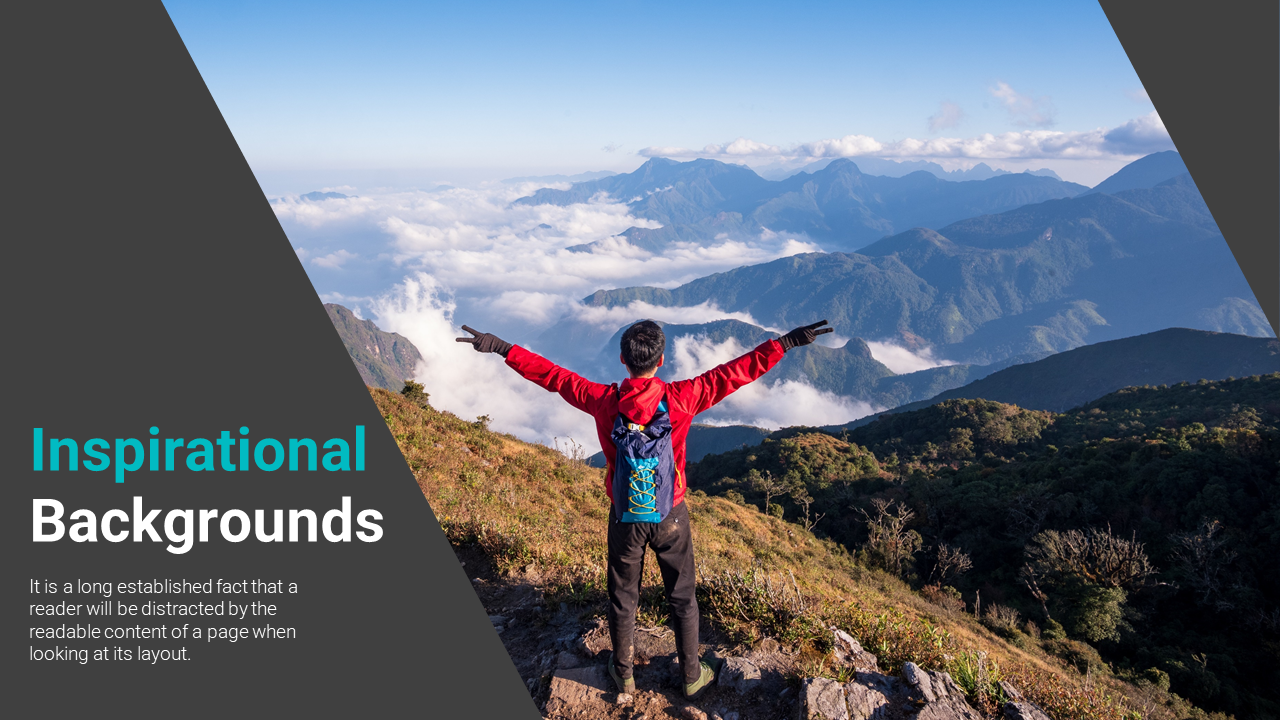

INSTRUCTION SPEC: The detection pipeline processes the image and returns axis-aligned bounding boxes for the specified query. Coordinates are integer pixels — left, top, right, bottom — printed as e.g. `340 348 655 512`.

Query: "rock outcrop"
799 659 984 720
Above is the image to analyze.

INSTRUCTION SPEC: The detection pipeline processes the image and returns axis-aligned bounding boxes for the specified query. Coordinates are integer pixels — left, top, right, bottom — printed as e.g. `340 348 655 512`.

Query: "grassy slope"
372 386 1200 720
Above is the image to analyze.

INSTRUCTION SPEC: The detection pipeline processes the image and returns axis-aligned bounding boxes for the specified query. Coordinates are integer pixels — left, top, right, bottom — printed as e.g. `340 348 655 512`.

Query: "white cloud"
370 273 599 448
312 249 357 269
865 340 955 374
638 113 1171 164
1102 111 1175 155
989 81 1056 128
668 335 881 429
275 183 818 319
928 101 965 132
369 289 880 446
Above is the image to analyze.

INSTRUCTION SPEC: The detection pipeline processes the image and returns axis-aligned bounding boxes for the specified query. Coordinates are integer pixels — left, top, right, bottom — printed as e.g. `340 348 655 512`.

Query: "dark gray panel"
6 3 538 716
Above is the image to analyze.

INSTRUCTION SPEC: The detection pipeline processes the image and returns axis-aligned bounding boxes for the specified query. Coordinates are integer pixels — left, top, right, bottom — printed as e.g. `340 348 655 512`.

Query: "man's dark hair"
620 320 665 375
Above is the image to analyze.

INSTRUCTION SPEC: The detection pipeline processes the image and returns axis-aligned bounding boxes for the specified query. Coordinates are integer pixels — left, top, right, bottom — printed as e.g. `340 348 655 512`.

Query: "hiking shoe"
683 660 717 699
607 652 635 694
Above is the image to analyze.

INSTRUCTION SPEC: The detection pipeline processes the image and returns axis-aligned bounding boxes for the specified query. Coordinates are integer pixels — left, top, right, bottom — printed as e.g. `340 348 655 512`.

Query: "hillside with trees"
372 375 1270 719
688 374 1280 718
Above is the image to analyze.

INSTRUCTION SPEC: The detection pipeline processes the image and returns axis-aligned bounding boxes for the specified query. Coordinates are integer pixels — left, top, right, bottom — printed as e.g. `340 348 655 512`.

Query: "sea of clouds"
274 182 947 447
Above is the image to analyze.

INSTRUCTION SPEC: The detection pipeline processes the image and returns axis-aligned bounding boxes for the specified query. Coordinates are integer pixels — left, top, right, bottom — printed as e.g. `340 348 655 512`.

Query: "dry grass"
374 387 1186 720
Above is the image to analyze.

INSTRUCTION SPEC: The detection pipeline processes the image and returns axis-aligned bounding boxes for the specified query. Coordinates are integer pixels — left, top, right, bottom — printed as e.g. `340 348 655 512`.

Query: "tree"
749 469 790 516
1170 518 1237 609
790 485 824 532
1005 485 1052 546
857 498 922 578
1024 526 1154 642
1020 563 1052 621
929 543 973 585
1025 526 1155 590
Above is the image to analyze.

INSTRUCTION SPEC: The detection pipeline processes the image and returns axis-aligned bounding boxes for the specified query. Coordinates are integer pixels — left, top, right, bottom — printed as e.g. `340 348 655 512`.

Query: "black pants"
607 500 701 685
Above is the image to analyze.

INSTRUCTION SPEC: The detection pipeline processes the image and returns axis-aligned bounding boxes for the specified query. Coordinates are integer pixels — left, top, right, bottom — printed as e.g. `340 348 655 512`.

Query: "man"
456 319 831 698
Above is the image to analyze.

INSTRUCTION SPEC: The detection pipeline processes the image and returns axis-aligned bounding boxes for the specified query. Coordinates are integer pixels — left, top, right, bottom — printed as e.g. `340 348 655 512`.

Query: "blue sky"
165 0 1161 189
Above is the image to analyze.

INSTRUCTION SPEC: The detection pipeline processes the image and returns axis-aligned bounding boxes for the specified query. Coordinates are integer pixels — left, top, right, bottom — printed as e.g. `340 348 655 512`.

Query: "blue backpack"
611 395 677 523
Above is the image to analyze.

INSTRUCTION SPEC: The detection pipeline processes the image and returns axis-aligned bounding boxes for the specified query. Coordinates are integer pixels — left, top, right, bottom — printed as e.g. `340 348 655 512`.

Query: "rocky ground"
463 548 1053 720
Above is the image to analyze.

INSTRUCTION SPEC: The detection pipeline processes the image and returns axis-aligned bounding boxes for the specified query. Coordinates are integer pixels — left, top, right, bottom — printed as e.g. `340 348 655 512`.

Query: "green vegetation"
687 374 1280 719
371 380 1257 720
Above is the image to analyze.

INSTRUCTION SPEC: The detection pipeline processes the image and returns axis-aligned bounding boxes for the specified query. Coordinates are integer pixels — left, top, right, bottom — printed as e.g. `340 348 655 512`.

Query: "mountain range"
515 156 1087 252
825 327 1280 432
561 168 1267 367
673 327 1280 455
757 156 1063 182
586 318 1046 407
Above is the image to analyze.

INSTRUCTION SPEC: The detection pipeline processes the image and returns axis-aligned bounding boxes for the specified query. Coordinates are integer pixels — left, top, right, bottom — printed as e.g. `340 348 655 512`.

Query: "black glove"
777 320 833 352
455 325 513 357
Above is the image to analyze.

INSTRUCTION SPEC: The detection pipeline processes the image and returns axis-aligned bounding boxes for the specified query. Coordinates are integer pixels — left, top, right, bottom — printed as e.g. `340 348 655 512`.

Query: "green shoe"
684 660 717 699
607 652 635 694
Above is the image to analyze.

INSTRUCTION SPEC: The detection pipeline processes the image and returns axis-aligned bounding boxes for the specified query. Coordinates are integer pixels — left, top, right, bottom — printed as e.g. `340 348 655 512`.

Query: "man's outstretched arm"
670 320 833 416
456 325 611 414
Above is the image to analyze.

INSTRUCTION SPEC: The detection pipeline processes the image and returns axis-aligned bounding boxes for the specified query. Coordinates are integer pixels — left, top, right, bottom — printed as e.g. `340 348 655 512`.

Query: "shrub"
1141 667 1171 692
696 566 825 647
981 603 1023 636
949 649 1006 715
1043 638 1108 676
833 605 955 673
920 584 966 617
400 380 430 408
1064 584 1128 643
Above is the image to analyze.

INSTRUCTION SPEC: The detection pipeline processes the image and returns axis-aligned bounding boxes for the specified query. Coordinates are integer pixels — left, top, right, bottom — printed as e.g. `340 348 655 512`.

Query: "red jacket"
505 339 786 507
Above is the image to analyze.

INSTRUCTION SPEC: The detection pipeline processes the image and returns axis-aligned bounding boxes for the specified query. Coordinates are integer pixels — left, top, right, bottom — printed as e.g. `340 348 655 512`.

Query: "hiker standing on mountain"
456 319 831 698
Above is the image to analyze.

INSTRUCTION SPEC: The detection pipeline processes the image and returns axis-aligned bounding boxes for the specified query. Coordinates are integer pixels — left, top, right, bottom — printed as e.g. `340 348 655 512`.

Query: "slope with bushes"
373 383 1232 720
687 375 1280 718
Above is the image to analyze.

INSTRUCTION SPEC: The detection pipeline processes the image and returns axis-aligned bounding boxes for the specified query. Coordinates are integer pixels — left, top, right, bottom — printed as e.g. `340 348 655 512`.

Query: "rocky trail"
462 549 1052 720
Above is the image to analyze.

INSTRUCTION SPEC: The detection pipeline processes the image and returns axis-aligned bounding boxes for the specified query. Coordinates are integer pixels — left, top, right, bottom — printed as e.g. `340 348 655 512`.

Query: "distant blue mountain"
569 173 1269 366
826 328 1280 433
1080 150 1188 196
516 157 1085 252
677 328 1280 460
767 157 1061 182
299 191 350 201
583 317 1046 408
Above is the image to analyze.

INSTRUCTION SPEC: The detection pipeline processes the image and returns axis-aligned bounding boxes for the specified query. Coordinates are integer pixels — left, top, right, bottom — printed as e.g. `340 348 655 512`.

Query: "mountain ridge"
325 304 423 391
518 156 1086 252
571 177 1268 366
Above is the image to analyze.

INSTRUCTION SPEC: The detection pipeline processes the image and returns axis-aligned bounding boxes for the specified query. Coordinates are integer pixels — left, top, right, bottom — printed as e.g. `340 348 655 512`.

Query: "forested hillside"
376 381 1235 720
689 374 1280 718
